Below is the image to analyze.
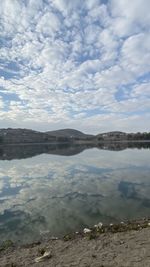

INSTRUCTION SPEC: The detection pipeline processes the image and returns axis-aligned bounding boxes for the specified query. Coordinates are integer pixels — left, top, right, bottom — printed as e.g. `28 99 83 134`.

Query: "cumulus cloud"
0 0 149 132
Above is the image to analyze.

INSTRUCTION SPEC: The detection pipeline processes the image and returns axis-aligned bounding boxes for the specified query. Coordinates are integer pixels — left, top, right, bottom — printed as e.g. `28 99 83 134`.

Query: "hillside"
0 128 56 144
46 128 94 139
0 128 94 144
0 128 150 144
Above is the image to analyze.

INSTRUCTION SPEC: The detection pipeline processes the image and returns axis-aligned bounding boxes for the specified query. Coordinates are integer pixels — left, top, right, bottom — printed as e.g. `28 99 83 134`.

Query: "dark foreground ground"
1 221 150 267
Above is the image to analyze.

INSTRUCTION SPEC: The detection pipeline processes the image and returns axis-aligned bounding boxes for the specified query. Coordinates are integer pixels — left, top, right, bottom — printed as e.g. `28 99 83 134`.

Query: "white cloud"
0 97 4 109
36 12 61 36
132 82 150 97
52 0 84 15
110 0 150 37
120 33 150 77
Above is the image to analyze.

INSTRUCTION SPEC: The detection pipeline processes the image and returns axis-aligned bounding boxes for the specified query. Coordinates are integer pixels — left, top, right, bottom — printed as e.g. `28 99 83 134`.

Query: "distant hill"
46 128 94 139
0 128 94 144
0 128 56 144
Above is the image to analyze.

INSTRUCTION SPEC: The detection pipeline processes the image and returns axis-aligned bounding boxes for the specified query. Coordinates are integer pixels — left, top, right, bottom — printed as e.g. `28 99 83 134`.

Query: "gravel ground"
1 226 150 267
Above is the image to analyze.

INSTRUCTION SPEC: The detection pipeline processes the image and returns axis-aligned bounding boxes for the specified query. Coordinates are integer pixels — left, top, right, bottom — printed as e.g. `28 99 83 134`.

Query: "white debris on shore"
94 222 103 229
83 228 92 234
35 251 52 263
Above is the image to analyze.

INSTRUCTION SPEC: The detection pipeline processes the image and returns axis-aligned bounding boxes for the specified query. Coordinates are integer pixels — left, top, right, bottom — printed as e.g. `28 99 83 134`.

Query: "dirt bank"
1 221 150 267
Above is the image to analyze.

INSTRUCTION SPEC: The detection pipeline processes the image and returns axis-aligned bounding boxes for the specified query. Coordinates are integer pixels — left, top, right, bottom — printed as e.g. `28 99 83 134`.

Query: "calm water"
0 143 150 244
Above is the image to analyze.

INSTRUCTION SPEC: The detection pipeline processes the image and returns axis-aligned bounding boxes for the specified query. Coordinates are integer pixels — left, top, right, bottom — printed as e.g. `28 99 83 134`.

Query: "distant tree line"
127 132 150 140
97 132 150 141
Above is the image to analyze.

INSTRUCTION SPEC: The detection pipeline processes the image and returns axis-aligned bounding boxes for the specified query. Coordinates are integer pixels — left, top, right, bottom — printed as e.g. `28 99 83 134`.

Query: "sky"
0 0 150 134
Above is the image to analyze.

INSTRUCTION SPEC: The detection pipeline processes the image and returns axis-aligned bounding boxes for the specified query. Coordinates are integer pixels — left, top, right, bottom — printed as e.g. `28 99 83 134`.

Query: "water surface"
0 143 150 244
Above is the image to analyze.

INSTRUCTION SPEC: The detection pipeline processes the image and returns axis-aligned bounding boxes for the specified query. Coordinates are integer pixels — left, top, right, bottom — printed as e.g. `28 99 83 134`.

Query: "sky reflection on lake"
0 144 150 244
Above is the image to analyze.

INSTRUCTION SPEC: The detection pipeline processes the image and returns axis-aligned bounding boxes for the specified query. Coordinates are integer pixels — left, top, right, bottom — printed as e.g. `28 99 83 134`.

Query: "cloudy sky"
0 0 150 133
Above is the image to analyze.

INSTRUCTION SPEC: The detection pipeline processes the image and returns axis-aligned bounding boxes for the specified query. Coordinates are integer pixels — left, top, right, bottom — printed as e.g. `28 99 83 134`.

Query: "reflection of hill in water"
97 142 150 151
0 142 150 160
0 143 91 160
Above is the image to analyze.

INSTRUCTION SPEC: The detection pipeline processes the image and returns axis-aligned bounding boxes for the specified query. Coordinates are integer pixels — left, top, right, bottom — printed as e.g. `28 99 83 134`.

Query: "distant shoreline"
0 139 150 146
0 128 150 145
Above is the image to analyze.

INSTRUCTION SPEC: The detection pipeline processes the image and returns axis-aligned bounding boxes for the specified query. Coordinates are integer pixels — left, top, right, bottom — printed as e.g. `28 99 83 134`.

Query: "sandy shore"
1 220 150 267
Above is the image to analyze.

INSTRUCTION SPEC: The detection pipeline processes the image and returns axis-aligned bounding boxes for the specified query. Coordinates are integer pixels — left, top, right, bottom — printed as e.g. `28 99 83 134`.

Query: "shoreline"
0 139 150 146
1 218 150 266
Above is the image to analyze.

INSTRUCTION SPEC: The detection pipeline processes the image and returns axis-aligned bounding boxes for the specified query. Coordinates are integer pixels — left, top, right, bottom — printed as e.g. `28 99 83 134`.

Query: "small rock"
148 222 150 226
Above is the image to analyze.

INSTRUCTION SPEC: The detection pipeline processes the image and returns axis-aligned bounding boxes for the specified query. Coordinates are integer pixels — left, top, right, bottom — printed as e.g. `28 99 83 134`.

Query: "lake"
0 142 150 244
